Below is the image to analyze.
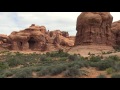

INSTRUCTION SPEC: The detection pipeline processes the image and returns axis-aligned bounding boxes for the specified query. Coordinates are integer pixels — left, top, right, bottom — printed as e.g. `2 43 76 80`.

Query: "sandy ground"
68 45 115 57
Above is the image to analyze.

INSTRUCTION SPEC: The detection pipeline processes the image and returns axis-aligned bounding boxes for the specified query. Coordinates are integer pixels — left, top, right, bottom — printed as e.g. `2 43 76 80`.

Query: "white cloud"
0 12 120 36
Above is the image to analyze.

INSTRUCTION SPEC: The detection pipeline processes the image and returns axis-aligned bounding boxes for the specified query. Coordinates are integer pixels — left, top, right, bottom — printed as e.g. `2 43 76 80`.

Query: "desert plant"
0 62 9 70
64 67 80 78
90 56 101 62
106 68 115 74
37 66 50 76
2 70 13 77
109 55 120 61
96 74 107 78
95 59 115 70
111 73 120 78
112 62 120 72
50 65 66 76
59 57 67 61
68 54 80 61
6 58 25 67
40 55 47 61
13 68 32 78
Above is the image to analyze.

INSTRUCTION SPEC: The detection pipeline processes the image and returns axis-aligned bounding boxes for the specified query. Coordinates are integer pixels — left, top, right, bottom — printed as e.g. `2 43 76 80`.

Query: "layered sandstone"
75 12 113 46
0 24 74 51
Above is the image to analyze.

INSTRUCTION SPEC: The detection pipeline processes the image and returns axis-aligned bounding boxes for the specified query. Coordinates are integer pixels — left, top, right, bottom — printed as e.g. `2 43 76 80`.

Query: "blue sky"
0 12 120 36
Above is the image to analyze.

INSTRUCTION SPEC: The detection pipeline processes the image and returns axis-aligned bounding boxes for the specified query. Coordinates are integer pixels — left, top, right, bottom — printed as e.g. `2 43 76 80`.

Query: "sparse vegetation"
111 73 120 78
106 68 115 74
0 50 120 78
64 67 81 78
96 74 107 78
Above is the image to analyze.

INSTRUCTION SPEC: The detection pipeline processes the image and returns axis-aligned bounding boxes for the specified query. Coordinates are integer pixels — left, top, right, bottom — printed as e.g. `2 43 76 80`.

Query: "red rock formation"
0 34 12 49
75 12 113 46
111 20 120 45
0 24 74 51
61 31 69 37
9 25 46 51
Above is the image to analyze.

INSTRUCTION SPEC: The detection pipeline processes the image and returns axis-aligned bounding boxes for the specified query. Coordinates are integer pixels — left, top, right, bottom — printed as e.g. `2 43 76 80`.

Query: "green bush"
64 67 80 78
59 57 67 61
113 62 120 72
106 68 115 74
96 60 114 70
96 74 107 78
37 66 50 76
111 73 120 78
0 62 9 70
7 58 24 67
2 70 13 77
108 55 120 61
49 51 69 57
68 54 80 61
90 56 101 62
50 66 66 76
37 64 67 76
14 68 32 78
40 55 47 61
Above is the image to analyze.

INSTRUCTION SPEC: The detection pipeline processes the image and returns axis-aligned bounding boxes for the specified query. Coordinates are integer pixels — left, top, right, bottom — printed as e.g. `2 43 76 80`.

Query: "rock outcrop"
111 20 120 46
75 12 113 46
0 24 74 51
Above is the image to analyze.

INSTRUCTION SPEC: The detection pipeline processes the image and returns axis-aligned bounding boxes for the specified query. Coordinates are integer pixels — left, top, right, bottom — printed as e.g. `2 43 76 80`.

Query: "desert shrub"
13 68 32 78
0 62 9 70
40 55 47 61
0 75 4 78
64 67 80 78
0 50 10 54
68 54 80 61
108 55 120 61
49 51 58 57
37 64 67 76
37 66 50 76
6 58 25 67
111 73 120 78
45 57 53 61
96 60 114 70
50 65 67 76
90 56 101 62
59 57 67 61
66 60 89 69
2 70 13 77
96 74 107 78
106 68 115 74
15 52 23 56
50 51 69 57
112 62 120 72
